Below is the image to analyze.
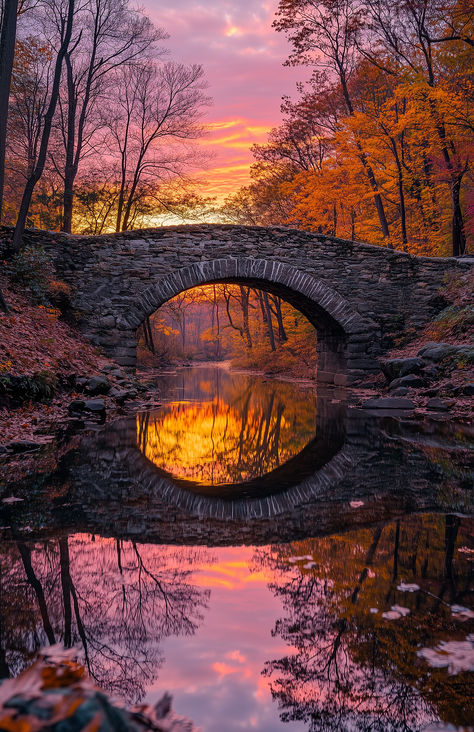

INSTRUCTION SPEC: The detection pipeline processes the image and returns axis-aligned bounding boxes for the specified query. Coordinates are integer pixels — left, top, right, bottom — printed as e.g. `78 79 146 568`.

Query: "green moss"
0 370 58 403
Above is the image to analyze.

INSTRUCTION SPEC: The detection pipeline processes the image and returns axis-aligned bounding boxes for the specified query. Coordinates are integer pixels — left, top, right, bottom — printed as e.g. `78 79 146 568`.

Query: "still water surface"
0 365 473 731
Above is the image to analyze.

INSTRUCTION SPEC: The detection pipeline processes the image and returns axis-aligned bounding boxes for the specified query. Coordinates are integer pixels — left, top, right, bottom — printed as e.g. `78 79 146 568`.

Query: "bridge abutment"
4 224 468 383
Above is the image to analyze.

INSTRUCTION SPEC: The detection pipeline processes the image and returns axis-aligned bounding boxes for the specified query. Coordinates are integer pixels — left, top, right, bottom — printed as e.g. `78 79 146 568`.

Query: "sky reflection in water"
1 521 473 731
137 366 318 486
0 366 473 730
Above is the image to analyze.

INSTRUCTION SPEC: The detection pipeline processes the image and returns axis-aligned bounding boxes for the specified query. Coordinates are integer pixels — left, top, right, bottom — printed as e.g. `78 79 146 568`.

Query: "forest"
137 284 318 378
222 0 473 257
0 0 471 259
0 0 210 249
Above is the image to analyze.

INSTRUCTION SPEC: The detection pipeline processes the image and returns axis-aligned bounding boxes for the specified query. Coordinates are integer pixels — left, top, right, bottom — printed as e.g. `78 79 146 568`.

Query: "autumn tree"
361 0 472 255
273 0 392 241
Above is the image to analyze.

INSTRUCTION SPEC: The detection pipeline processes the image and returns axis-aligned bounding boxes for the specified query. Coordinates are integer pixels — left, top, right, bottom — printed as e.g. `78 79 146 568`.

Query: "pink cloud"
144 1 304 200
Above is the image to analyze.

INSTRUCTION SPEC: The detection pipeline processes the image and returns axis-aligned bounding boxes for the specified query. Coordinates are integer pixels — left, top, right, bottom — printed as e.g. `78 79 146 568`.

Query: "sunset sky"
145 0 303 201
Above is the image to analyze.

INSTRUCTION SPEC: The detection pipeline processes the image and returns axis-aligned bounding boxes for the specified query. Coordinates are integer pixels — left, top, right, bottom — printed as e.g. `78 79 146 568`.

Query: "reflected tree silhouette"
254 515 474 731
0 536 211 702
137 371 317 486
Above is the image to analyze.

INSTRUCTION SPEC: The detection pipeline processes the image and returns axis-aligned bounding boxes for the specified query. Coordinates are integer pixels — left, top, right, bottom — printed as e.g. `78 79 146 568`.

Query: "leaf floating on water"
417 635 474 675
397 582 420 592
382 610 401 620
382 605 410 620
349 501 364 508
451 604 474 620
288 555 313 563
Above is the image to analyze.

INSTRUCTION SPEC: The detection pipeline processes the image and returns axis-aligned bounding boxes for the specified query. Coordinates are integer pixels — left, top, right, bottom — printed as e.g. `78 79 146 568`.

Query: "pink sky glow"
145 0 303 201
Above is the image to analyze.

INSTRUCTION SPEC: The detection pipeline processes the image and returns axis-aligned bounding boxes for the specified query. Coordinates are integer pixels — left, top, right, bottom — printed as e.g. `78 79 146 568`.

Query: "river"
0 364 473 731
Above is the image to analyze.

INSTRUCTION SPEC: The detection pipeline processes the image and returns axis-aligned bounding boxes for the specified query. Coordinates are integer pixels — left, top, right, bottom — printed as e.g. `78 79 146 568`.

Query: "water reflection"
0 537 210 700
0 367 473 729
256 515 474 731
0 515 472 730
137 366 319 490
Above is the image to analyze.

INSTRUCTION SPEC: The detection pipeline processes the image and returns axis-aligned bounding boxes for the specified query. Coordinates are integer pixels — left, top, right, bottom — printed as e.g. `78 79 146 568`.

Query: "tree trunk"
0 286 9 313
256 290 266 323
181 313 186 348
145 315 155 353
11 0 75 252
340 76 390 241
431 111 467 256
451 175 466 256
262 292 276 351
61 54 77 233
17 542 56 644
392 142 408 250
0 0 18 222
239 286 252 349
269 295 287 342
360 151 391 241
59 537 72 648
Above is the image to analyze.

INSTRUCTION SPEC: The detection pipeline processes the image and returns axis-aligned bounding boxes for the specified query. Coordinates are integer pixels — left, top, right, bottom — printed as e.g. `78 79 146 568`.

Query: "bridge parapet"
2 225 471 383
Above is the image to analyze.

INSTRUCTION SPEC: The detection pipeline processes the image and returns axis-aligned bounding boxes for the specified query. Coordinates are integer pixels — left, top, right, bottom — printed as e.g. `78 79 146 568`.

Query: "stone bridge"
25 225 472 384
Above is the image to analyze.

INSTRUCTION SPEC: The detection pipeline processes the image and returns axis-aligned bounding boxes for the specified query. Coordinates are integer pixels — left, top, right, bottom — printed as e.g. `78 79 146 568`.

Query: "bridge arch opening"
114 258 376 384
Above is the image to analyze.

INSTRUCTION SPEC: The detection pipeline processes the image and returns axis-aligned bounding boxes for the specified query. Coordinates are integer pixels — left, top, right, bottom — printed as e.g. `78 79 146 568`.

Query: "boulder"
390 387 409 397
75 377 88 392
422 365 439 380
426 397 451 411
109 388 131 405
6 440 41 453
361 397 416 410
84 399 106 414
68 399 86 414
86 376 111 395
389 374 426 390
382 357 424 381
418 342 474 363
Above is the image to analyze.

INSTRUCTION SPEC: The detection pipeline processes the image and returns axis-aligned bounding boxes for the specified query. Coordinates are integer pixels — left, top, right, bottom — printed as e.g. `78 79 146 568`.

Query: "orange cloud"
196 116 273 202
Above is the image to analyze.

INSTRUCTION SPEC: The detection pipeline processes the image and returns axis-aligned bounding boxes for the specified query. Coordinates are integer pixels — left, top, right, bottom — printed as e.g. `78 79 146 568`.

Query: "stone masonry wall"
2 225 471 382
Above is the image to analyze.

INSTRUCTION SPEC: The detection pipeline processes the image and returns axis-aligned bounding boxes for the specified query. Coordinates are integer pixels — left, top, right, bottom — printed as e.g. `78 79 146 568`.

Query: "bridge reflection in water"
136 367 345 500
1 366 472 543
0 367 473 730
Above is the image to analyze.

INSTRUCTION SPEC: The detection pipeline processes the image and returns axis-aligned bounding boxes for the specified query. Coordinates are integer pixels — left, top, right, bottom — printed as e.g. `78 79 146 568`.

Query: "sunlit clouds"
145 1 302 202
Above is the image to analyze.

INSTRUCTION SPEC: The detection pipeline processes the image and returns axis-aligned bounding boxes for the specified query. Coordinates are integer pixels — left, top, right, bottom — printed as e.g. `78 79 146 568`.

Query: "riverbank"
1 264 472 449
351 270 474 421
0 278 159 449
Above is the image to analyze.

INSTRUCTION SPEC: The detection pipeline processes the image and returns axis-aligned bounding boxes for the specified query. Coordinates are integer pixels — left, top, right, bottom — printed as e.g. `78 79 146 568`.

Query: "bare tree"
108 59 210 232
0 0 19 221
11 0 75 252
54 0 166 233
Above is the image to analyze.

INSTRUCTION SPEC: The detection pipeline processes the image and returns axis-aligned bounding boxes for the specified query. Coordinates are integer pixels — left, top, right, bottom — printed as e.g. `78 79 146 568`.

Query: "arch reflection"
136 368 343 500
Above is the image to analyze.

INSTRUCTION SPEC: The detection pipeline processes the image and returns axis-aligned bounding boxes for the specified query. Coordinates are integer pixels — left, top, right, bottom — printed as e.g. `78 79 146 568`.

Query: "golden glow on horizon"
198 117 272 201
136 382 317 486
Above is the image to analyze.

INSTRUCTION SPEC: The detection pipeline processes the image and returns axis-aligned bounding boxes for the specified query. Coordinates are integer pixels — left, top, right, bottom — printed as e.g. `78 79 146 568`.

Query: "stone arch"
114 258 379 384
125 443 358 521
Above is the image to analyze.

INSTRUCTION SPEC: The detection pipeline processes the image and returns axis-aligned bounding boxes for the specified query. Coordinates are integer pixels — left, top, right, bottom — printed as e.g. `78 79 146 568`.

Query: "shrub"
7 245 54 304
